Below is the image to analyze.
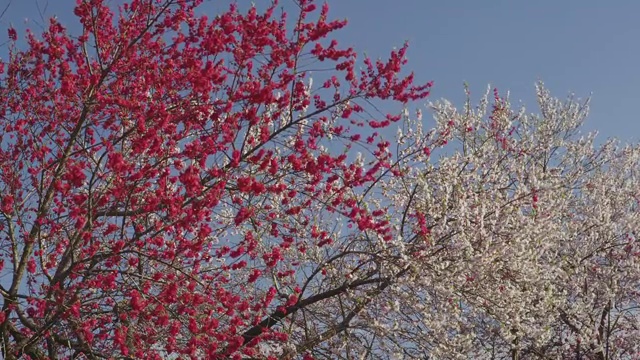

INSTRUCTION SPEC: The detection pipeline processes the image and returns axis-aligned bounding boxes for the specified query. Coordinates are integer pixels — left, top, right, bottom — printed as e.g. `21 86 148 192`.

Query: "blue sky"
329 0 640 142
2 0 639 142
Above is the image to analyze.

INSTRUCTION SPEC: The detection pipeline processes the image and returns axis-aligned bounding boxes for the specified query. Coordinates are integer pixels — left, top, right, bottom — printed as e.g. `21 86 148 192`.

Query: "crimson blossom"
0 0 431 359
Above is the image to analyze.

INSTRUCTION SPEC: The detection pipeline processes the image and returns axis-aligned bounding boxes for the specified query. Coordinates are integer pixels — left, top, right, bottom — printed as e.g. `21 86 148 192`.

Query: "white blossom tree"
254 83 640 360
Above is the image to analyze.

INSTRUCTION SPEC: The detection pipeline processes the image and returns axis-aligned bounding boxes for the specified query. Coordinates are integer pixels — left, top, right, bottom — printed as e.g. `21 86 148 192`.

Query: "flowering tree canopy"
0 0 430 358
1 1 639 360
333 85 640 360
250 82 640 360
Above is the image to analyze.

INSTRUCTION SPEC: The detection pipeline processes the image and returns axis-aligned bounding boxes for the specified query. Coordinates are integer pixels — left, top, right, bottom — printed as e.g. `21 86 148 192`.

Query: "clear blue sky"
3 0 639 141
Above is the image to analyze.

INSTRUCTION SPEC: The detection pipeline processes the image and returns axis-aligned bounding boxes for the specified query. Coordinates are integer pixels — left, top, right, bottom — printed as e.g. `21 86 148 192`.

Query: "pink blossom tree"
0 0 430 358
